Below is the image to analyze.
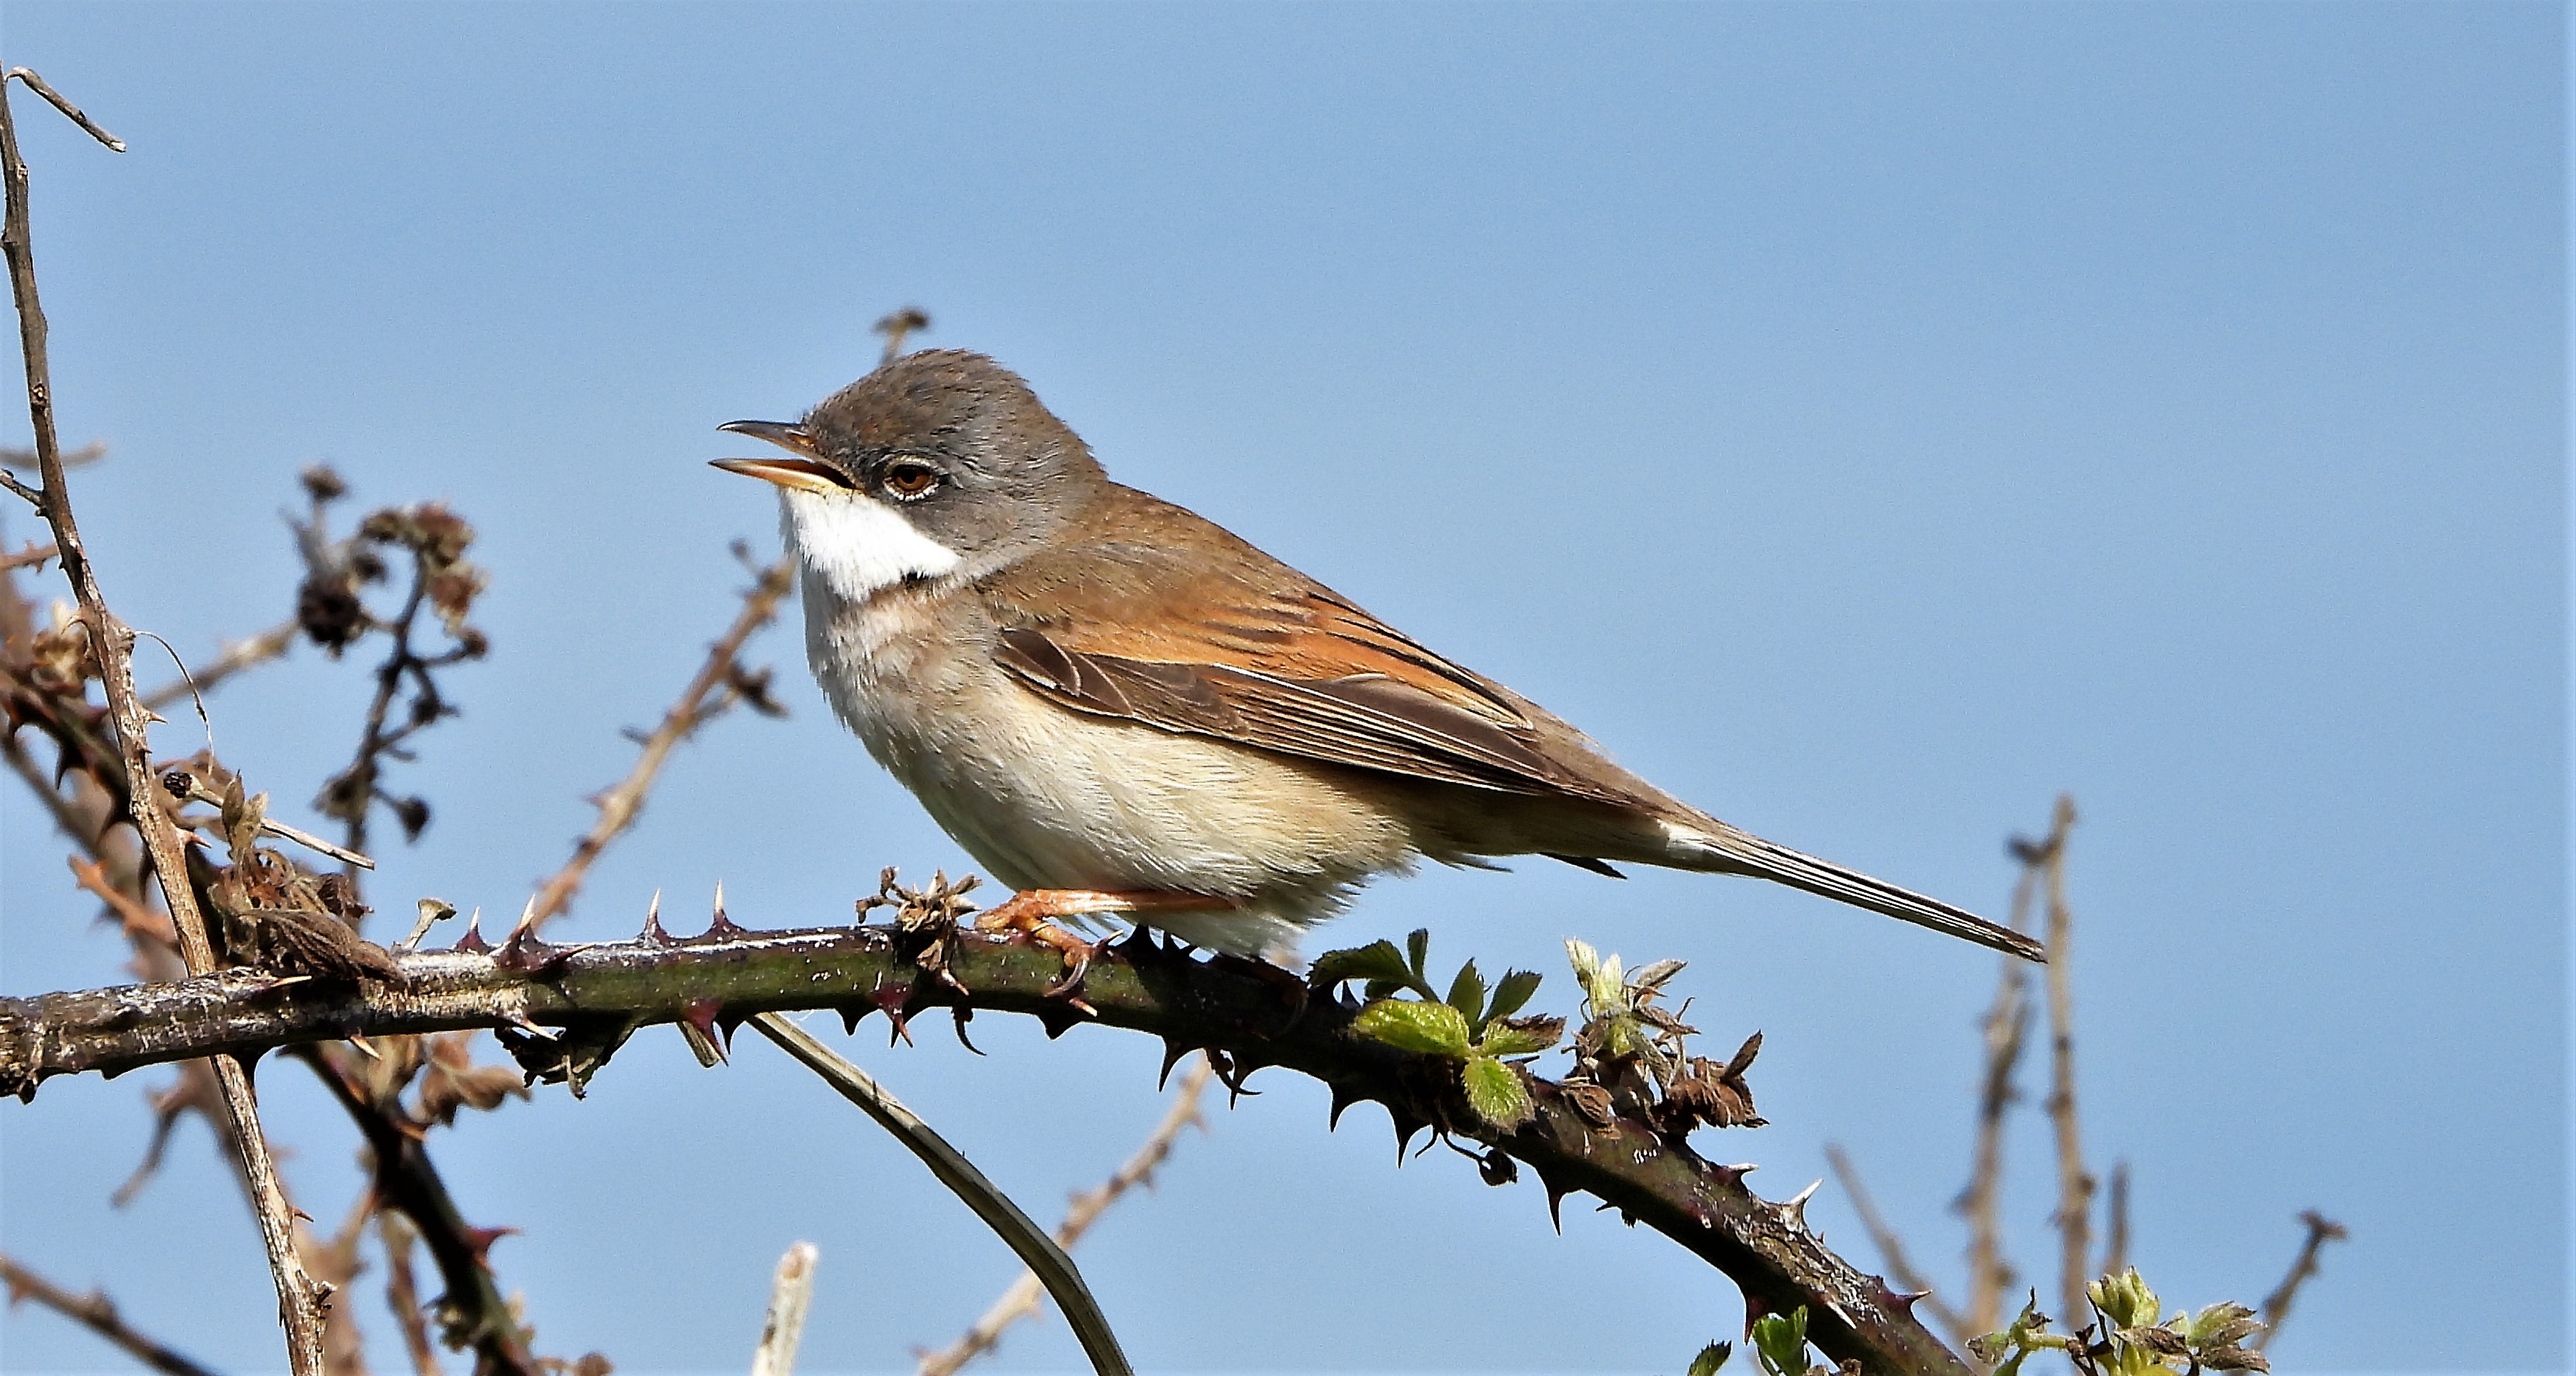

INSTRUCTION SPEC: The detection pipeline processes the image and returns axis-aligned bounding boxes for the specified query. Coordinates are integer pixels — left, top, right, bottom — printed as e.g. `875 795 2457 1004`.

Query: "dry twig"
0 1250 223 1376
750 1012 1136 1376
2033 794 2091 1329
875 306 932 364
140 617 298 711
919 1055 1215 1376
2253 1210 2347 1351
524 549 793 929
2102 1159 2131 1279
751 1241 821 1376
1958 814 2055 1334
1 67 331 1373
376 1212 442 1376
1824 1143 1964 1344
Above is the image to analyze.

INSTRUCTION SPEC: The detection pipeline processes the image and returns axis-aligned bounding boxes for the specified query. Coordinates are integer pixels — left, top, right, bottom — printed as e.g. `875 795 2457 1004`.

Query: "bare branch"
140 618 298 711
524 553 794 929
1957 829 2045 1335
752 1011 1134 1376
0 1250 224 1376
919 1055 1214 1376
376 1213 443 1376
291 1045 538 1376
2 70 126 150
2253 1209 2347 1352
166 769 374 870
874 307 932 364
1 538 55 570
2101 1160 2130 1279
1824 1143 1964 1344
750 1241 820 1376
0 71 329 1372
2035 794 2091 1329
2 919 1976 1376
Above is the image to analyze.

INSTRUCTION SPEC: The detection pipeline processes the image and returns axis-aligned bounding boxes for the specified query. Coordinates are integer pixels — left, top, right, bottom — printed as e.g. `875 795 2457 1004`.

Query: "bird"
714 350 2042 971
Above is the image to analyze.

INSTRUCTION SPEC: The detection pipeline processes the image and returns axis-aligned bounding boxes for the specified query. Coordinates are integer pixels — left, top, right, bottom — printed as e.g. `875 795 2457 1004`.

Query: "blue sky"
0 4 2563 1374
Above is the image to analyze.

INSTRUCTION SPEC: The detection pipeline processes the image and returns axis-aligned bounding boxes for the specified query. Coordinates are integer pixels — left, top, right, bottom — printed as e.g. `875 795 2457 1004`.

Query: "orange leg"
973 889 1237 999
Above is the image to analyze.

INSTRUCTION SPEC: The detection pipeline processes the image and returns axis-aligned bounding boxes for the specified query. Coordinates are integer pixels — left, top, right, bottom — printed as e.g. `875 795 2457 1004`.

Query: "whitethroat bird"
716 351 2042 976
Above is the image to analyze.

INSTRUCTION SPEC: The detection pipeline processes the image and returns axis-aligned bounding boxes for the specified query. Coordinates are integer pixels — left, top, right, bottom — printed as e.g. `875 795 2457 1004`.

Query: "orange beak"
712 420 849 493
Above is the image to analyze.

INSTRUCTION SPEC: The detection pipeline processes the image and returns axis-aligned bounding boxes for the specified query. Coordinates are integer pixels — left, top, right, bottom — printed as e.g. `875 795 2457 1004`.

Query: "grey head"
715 351 1110 585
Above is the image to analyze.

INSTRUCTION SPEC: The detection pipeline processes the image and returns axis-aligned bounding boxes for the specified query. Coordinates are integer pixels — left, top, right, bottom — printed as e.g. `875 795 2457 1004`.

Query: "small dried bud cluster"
168 752 399 983
1561 939 1765 1140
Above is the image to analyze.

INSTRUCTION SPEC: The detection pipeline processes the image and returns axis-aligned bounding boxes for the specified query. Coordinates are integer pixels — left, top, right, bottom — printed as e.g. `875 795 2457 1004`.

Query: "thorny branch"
0 1251 223 1376
918 1054 1215 1376
524 545 792 930
0 915 1976 1376
0 448 538 1374
0 68 332 1374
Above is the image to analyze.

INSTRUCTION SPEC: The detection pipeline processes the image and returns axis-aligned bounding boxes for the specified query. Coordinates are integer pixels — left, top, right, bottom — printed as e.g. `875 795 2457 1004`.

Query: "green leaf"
1405 928 1431 982
1361 978 1404 1003
1461 1055 1533 1129
1446 959 1487 1027
1354 997 1472 1056
1310 940 1414 993
1475 1015 1565 1057
1750 1309 1810 1376
1685 1342 1733 1376
1485 968 1543 1022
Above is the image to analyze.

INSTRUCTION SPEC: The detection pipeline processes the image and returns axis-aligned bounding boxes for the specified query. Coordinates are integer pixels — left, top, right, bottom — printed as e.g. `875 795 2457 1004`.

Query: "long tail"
1660 819 2044 963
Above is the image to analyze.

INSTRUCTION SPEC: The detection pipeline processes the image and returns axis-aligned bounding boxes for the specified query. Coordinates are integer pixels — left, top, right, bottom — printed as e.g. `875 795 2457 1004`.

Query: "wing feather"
980 495 1647 807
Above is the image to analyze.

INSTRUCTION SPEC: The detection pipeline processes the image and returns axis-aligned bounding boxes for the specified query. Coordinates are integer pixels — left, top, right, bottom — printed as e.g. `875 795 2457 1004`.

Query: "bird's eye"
880 461 941 500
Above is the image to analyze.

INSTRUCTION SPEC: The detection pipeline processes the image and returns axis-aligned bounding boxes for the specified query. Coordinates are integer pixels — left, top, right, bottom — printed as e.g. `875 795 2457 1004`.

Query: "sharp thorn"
1782 1177 1821 1226
1326 1081 1361 1132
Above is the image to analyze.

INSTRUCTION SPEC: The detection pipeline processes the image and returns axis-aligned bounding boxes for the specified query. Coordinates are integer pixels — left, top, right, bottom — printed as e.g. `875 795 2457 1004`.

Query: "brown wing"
977 486 1647 807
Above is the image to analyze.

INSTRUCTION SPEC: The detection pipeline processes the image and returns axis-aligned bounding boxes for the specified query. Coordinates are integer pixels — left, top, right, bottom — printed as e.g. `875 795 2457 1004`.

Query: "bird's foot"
973 889 1234 1005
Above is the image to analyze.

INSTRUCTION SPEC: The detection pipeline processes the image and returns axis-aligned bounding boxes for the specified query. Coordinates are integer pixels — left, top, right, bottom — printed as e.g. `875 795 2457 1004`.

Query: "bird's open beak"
712 420 849 493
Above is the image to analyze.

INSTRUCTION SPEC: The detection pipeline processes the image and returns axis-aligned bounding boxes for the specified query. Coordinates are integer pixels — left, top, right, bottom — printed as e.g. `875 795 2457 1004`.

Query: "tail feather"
1664 821 2043 963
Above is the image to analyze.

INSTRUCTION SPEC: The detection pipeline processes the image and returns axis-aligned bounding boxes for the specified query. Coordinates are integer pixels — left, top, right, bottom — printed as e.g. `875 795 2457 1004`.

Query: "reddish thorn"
451 911 491 954
681 998 722 1041
704 881 745 939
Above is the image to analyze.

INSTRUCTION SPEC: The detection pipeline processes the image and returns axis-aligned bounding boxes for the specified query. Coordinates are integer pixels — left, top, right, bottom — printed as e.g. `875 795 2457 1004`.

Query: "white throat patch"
780 488 963 602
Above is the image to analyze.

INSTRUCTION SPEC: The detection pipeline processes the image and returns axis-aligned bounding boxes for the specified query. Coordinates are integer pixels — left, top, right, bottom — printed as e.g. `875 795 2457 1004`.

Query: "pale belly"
805 580 1423 955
